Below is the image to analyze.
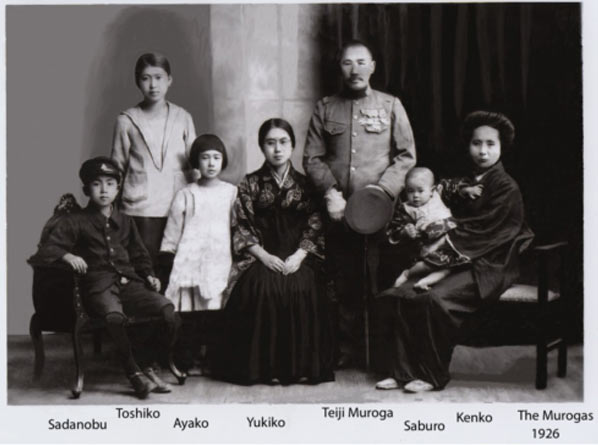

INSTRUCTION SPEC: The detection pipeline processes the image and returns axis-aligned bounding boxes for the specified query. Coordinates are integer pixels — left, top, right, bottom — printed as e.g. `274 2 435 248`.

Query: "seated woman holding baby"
374 110 534 393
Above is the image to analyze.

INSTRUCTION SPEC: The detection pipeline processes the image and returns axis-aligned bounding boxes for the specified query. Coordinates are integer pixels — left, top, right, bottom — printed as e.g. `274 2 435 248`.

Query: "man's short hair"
337 39 375 64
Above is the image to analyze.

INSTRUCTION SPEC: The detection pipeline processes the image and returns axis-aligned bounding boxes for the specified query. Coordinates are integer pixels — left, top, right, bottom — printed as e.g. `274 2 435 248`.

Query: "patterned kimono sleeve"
298 187 325 260
386 203 415 245
437 177 470 207
231 176 261 257
422 217 457 241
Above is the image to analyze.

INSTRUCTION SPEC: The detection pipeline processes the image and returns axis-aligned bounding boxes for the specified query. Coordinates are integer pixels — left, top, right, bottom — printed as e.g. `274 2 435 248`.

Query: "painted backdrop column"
210 4 323 183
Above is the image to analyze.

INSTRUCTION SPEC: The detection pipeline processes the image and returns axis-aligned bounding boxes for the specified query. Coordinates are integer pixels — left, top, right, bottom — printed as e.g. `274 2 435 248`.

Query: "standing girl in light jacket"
111 52 197 267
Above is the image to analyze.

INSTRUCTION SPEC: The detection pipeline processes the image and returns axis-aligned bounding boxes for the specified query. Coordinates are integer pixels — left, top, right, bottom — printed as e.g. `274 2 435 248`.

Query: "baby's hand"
146 276 161 292
62 253 88 274
461 184 484 200
402 224 418 239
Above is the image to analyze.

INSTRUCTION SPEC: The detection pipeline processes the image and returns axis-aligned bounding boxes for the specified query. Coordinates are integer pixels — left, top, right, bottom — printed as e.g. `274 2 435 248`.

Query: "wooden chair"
371 241 570 389
458 242 569 389
28 263 187 398
27 193 186 398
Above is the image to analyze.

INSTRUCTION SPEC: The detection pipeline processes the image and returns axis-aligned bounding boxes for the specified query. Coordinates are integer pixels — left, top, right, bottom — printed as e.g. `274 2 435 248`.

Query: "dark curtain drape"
317 3 583 338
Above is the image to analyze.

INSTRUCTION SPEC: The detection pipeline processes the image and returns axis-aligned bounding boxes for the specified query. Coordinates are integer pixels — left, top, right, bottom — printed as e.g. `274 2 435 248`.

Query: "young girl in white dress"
160 134 237 373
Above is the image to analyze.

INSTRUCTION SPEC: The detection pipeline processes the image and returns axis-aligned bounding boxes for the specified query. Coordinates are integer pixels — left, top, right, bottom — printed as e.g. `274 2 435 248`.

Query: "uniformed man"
303 39 416 368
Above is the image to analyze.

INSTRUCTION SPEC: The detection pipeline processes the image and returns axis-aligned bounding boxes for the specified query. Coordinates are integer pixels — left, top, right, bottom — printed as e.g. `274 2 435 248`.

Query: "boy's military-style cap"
79 157 122 184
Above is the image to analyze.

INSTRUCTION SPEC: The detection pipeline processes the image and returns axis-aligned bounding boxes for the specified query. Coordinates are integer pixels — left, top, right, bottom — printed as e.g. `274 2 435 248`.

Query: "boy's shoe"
185 365 204 377
127 372 154 399
143 367 172 393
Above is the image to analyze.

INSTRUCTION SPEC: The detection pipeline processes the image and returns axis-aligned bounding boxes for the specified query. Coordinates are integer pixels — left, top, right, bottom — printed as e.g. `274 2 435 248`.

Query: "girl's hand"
460 184 484 200
248 244 285 273
283 249 307 275
259 252 286 273
402 224 418 239
146 276 161 292
62 253 88 274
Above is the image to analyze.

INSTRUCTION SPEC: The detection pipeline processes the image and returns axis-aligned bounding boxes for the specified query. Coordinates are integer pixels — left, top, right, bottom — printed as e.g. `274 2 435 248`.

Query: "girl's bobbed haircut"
461 110 516 151
258 118 296 150
135 52 171 86
189 134 228 171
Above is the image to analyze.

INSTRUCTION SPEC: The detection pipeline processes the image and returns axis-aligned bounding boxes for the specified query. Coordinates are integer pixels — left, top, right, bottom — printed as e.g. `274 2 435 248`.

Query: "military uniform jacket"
303 88 416 200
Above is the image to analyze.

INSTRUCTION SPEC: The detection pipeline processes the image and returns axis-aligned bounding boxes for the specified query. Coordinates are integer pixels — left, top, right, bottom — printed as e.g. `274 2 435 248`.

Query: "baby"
388 167 481 290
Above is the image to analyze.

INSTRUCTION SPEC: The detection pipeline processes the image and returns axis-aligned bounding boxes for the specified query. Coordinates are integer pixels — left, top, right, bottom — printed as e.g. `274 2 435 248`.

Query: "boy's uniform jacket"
30 205 154 297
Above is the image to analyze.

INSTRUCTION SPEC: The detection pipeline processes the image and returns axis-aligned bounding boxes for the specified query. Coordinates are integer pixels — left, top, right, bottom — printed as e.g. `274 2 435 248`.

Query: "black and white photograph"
1 0 595 443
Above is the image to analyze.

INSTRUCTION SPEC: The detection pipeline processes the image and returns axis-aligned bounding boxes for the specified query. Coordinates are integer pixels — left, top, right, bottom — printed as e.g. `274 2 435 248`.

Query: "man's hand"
402 223 418 239
146 276 161 292
62 253 88 274
460 184 484 200
325 187 346 221
283 249 308 275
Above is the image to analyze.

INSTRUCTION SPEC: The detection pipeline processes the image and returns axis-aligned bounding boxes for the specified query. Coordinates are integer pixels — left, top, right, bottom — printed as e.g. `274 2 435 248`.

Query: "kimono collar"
472 161 504 182
259 162 297 190
268 161 291 188
84 203 123 229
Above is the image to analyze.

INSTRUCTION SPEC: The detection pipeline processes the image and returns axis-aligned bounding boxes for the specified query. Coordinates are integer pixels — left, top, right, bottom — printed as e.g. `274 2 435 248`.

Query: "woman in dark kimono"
215 118 334 385
375 111 534 392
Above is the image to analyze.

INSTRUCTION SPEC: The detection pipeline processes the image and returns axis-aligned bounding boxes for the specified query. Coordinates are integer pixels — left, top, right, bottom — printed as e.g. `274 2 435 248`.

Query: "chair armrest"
27 260 72 272
532 242 568 306
532 241 568 253
30 264 89 327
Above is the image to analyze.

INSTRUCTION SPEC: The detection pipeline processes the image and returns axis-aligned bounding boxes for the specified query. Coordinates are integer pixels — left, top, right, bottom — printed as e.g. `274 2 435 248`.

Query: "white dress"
160 180 237 311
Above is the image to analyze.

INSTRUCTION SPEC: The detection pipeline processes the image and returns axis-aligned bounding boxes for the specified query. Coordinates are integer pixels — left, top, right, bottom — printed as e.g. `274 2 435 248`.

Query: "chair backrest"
28 193 82 332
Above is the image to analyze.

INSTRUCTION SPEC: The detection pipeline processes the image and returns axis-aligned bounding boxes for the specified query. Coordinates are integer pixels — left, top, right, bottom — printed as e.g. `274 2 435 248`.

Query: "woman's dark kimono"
376 162 534 388
215 163 334 385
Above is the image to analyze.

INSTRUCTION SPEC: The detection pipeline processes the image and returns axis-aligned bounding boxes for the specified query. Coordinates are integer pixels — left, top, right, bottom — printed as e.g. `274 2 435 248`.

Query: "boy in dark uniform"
34 156 179 399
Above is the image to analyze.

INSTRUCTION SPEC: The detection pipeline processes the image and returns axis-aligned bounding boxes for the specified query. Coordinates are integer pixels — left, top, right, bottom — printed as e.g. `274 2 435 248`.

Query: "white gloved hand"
325 187 347 221
283 248 308 275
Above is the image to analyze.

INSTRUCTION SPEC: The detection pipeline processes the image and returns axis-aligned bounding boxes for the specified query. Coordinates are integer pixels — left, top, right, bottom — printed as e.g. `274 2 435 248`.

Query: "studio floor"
6 334 583 405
